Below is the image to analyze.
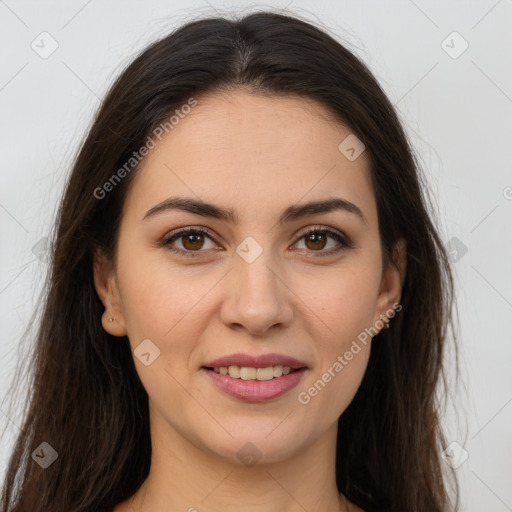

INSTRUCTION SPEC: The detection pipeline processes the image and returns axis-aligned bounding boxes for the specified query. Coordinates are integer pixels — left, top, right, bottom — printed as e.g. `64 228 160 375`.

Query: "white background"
1 1 511 510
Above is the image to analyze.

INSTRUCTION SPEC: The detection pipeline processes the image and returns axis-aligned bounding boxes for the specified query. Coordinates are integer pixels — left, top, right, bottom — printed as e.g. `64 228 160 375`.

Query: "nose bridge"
239 250 279 297
220 240 292 333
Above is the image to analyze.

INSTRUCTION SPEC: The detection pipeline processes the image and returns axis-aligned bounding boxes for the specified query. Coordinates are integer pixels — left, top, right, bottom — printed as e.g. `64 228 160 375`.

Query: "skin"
94 89 406 512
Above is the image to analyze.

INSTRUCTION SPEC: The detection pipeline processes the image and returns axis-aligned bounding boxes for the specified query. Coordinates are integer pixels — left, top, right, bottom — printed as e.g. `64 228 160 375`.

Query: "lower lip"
201 367 307 402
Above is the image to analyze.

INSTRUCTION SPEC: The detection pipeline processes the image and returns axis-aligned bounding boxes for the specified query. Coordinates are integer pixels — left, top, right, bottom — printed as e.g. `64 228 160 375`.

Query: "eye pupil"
183 233 204 250
305 232 327 250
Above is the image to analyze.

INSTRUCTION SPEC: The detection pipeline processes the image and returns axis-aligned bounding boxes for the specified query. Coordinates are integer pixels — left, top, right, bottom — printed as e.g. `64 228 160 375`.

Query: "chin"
198 424 307 466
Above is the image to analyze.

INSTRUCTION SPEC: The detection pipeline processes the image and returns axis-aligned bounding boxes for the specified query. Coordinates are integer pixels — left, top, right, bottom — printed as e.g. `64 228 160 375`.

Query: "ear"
93 248 127 337
373 238 407 328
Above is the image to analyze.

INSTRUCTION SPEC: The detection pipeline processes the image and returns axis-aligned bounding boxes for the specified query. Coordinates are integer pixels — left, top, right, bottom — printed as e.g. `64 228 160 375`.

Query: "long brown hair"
1 10 459 512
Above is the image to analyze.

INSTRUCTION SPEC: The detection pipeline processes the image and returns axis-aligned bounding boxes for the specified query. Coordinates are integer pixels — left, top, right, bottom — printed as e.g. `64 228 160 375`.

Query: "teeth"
228 365 240 378
240 367 257 380
212 365 295 380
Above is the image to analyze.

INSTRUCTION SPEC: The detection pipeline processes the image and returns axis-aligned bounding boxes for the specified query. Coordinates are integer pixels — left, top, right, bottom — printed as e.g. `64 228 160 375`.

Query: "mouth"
200 364 308 402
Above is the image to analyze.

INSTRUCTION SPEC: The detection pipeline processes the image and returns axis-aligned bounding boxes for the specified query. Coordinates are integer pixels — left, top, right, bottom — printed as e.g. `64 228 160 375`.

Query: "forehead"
123 89 377 225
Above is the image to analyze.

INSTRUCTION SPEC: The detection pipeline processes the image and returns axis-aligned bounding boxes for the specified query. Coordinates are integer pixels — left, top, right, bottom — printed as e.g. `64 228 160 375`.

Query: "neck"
127 409 351 512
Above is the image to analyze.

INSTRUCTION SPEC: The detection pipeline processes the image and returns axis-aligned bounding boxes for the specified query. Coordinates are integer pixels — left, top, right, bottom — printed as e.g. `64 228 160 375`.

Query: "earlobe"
100 310 126 337
93 248 127 337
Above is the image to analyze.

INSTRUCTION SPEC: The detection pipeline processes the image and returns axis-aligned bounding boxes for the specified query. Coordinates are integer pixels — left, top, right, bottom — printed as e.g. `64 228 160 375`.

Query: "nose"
219 250 293 336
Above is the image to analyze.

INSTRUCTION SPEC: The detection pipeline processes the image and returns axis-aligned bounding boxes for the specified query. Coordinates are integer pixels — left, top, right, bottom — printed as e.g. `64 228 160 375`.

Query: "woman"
1 10 459 512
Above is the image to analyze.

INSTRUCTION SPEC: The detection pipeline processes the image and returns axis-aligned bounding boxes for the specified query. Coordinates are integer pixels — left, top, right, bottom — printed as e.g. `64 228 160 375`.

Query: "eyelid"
163 225 216 242
293 224 351 245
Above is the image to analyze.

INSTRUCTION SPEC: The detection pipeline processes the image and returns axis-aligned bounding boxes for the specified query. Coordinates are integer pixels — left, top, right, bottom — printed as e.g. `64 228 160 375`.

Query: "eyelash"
161 226 353 258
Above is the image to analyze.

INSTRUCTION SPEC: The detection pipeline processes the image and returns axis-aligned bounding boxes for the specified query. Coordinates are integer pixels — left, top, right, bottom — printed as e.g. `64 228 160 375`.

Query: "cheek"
117 247 199 334
298 304 373 427
116 249 221 377
294 261 378 415
307 260 381 342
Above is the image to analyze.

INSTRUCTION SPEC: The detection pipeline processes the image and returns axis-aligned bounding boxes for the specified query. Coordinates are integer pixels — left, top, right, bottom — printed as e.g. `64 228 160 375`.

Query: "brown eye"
181 232 206 250
294 228 352 256
162 228 217 257
162 226 352 259
304 231 328 251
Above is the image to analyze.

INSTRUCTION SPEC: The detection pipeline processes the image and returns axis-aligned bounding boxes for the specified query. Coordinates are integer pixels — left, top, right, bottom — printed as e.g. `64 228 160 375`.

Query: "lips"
200 352 309 401
202 352 308 370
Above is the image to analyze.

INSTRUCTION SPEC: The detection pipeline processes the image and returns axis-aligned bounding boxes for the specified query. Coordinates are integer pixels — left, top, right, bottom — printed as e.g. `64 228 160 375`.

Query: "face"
94 89 404 464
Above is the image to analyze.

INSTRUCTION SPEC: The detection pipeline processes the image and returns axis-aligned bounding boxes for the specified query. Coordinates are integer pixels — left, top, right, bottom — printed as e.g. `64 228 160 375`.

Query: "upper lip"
203 353 308 369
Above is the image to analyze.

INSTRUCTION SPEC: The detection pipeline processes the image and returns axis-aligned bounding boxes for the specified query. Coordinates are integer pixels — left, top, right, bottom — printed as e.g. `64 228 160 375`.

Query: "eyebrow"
142 196 368 226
